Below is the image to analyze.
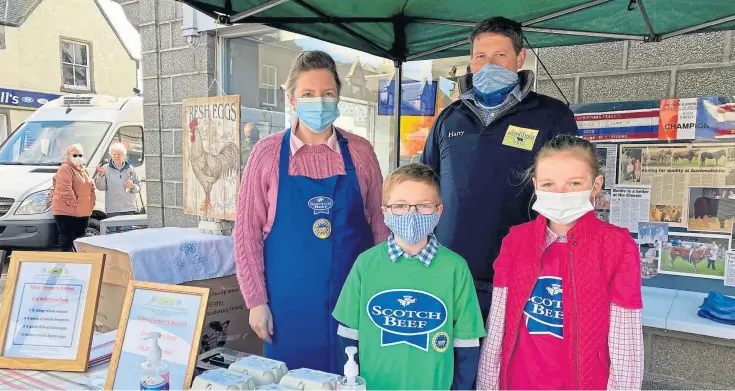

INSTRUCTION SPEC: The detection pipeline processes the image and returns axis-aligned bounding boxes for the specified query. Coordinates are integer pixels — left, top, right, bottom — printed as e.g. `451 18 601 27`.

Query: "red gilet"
493 212 642 390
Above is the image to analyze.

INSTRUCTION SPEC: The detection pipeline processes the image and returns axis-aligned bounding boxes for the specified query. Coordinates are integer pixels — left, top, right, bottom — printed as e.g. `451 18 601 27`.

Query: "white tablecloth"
75 227 235 285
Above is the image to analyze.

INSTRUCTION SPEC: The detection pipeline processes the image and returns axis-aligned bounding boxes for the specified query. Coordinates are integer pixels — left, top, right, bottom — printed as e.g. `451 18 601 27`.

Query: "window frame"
260 64 277 107
59 37 94 93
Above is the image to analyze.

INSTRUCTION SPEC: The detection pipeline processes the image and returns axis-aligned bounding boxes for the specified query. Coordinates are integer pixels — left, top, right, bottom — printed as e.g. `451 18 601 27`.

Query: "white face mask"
532 189 594 225
71 156 84 166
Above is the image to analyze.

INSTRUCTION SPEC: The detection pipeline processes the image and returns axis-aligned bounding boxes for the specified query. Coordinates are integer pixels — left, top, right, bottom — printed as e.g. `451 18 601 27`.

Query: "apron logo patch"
308 196 334 215
312 218 331 239
524 276 563 339
366 289 447 351
432 331 450 353
502 125 539 151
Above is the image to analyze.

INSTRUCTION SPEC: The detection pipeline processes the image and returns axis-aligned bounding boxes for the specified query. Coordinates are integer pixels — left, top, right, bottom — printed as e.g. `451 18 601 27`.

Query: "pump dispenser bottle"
140 332 170 390
337 347 366 390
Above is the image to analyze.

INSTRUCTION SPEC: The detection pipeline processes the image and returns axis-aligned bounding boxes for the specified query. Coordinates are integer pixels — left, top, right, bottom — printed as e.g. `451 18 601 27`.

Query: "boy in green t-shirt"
333 163 486 390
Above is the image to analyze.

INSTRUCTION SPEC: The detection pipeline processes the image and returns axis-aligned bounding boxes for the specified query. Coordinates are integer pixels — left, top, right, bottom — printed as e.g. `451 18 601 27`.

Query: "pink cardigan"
233 129 390 309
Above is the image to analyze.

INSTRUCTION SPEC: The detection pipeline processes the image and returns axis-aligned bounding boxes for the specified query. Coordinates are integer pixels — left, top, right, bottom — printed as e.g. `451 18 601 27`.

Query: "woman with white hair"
95 142 141 231
51 143 95 251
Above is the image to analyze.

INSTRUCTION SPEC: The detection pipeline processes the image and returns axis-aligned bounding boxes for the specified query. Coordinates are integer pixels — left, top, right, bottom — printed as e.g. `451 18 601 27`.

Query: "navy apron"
263 130 373 374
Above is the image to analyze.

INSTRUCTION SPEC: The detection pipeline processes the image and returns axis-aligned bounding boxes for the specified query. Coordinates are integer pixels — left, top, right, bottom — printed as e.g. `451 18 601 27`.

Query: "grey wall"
536 31 735 103
118 0 216 228
643 327 735 390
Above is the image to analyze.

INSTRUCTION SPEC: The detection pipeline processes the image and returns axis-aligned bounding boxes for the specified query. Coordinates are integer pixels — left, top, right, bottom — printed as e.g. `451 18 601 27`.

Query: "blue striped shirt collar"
460 84 523 126
387 233 440 267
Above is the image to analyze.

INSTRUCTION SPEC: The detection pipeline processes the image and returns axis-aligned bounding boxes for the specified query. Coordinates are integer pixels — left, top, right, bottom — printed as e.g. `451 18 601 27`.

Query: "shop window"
60 38 92 92
105 126 144 167
261 64 278 107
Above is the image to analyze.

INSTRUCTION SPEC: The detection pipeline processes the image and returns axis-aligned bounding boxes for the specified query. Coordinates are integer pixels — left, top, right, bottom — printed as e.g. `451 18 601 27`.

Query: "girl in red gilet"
477 135 643 390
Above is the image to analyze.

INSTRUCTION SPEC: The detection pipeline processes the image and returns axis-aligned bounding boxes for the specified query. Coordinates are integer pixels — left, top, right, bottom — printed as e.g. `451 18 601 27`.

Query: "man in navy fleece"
421 17 578 322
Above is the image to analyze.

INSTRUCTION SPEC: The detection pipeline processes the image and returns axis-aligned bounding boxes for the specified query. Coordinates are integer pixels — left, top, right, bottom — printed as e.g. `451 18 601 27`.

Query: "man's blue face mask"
471 63 519 108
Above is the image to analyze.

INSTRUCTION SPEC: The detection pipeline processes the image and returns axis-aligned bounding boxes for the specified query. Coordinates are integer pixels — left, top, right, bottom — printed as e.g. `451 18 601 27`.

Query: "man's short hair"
469 17 524 54
382 163 440 205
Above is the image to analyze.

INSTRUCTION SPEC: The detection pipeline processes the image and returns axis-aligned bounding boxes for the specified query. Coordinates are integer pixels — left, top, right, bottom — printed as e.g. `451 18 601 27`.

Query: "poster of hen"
182 95 241 220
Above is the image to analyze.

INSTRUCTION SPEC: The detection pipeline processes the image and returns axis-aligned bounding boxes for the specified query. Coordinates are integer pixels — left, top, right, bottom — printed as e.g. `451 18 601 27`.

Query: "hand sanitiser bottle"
140 332 170 390
337 347 366 390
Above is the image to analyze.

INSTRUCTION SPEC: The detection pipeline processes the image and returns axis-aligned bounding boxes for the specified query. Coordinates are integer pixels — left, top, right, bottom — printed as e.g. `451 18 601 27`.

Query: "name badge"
502 125 539 151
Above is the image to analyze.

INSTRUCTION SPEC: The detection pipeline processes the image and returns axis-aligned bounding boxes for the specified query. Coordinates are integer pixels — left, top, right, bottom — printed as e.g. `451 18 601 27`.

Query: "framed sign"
0 251 104 371
106 281 210 390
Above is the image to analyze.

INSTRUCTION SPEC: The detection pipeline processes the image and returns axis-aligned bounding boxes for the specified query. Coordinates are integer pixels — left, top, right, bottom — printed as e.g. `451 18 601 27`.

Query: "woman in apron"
233 50 389 374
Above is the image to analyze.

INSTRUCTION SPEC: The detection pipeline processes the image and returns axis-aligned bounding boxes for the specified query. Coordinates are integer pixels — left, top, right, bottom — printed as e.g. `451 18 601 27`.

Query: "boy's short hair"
382 163 440 205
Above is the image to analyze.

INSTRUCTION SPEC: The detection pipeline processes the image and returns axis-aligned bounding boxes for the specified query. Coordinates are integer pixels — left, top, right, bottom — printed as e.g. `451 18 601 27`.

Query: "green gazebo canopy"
176 0 735 62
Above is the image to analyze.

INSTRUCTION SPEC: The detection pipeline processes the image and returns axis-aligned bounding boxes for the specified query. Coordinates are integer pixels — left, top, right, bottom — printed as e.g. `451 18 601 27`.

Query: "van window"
104 126 143 167
0 121 111 165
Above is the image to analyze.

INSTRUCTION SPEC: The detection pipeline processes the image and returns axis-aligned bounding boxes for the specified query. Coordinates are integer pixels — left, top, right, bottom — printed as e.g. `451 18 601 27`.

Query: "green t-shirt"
333 243 486 390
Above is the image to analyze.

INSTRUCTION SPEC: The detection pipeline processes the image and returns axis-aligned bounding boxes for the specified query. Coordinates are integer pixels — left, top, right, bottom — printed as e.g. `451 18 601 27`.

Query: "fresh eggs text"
186 102 238 122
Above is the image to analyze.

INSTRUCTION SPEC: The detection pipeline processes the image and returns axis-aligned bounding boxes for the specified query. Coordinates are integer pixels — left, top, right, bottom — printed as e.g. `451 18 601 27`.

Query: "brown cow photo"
688 186 735 232
649 204 683 224
659 233 728 279
671 148 700 167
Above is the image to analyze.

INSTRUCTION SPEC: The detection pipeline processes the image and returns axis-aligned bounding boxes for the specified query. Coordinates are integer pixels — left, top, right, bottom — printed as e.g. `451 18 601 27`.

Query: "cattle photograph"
649 204 683 224
688 186 735 232
699 148 728 167
671 148 700 167
642 148 674 167
659 233 728 279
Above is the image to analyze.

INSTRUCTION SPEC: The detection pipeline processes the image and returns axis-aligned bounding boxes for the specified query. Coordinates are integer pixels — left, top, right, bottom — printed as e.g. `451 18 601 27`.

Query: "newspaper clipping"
726 252 735 287
610 185 651 233
619 143 735 228
596 144 618 190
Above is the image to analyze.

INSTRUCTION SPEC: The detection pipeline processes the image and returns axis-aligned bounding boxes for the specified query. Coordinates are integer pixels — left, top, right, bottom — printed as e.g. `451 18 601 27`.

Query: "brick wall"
536 31 735 104
118 0 215 228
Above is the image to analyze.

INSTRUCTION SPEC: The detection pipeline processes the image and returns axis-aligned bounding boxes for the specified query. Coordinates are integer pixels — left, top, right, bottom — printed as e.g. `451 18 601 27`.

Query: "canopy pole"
392 61 403 170
522 0 613 26
632 0 659 42
231 0 290 22
290 0 396 60
661 14 735 40
522 26 645 41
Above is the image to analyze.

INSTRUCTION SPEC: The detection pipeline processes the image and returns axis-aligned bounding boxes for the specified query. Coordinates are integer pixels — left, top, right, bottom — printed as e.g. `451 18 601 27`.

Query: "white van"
0 94 146 249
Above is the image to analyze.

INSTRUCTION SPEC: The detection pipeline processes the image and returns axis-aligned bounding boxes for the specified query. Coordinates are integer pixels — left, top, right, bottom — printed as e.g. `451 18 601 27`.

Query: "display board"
573 96 735 294
0 252 104 371
106 281 209 390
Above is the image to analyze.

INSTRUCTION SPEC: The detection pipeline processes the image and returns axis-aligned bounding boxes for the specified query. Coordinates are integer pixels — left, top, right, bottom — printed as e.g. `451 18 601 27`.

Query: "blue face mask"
384 211 440 245
295 97 340 133
472 63 519 108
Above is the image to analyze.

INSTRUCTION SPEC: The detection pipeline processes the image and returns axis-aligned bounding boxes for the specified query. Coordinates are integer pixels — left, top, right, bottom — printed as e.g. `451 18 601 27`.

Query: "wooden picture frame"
0 251 105 371
106 281 210 390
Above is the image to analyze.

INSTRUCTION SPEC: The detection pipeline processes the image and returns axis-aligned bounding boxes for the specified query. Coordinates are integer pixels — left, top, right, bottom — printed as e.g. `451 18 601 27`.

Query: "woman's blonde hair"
524 134 601 182
284 50 342 96
66 143 84 155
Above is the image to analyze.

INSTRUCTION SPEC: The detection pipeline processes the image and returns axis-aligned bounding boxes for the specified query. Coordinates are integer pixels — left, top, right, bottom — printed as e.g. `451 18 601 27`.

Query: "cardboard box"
76 242 263 356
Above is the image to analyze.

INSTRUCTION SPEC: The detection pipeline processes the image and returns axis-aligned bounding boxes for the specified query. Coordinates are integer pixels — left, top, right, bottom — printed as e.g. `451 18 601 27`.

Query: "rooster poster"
182 95 241 221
